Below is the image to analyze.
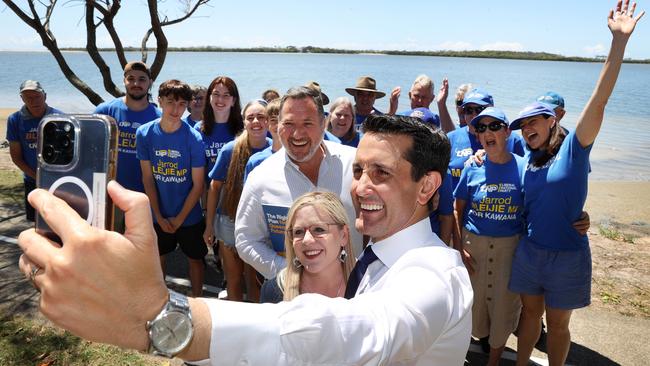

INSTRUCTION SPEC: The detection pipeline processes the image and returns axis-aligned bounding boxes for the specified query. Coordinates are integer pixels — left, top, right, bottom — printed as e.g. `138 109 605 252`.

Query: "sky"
0 0 648 59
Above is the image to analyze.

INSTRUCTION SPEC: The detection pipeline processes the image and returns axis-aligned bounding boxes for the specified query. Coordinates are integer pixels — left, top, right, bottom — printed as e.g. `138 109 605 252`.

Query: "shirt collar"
20 104 51 119
369 218 440 269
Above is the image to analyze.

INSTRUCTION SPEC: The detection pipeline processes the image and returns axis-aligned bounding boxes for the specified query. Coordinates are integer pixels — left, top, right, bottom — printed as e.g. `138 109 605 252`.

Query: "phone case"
36 114 118 242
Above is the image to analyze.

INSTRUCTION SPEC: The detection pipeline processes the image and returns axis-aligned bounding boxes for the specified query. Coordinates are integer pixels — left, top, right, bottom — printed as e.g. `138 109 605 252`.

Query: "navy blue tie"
344 246 378 299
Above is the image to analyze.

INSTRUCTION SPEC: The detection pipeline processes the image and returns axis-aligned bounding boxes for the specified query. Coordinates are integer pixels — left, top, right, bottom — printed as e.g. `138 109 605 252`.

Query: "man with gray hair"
394 74 456 132
6 80 62 221
235 86 362 280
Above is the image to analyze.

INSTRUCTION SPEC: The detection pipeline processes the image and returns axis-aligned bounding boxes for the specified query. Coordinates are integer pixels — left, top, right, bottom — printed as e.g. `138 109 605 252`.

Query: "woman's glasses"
290 223 339 241
475 121 507 133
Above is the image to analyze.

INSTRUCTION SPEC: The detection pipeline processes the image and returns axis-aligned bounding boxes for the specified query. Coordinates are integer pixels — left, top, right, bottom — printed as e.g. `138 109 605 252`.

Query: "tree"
2 0 210 105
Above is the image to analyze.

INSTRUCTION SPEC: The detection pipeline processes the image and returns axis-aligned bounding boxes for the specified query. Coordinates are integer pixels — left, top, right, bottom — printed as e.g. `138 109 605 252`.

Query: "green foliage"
60 46 650 63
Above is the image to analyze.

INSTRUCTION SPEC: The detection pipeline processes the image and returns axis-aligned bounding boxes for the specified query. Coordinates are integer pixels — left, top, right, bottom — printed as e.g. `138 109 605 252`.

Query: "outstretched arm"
436 78 456 133
576 0 645 148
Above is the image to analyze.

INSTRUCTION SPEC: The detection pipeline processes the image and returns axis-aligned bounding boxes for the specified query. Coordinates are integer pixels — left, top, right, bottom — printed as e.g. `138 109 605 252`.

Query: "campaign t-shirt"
429 170 454 236
243 146 275 183
209 138 272 214
339 131 362 148
94 98 161 192
447 126 526 190
522 130 591 250
194 122 236 183
136 119 206 226
6 105 63 182
454 153 526 237
183 115 200 128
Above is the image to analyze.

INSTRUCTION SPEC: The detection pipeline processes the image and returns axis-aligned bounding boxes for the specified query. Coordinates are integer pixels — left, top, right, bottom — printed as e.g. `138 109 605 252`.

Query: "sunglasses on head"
463 105 486 115
475 121 507 133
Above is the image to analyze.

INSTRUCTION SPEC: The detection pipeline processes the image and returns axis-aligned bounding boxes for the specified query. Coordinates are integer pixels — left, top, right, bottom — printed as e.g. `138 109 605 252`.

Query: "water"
1 51 649 180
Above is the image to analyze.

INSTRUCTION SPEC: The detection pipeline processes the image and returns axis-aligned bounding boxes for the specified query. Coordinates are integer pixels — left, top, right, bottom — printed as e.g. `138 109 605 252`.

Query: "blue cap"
400 108 440 127
461 88 494 107
469 107 509 128
537 91 565 109
510 102 556 130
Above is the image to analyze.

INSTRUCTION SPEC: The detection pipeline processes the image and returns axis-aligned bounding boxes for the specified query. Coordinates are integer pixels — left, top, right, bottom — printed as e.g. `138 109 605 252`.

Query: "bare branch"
85 0 123 97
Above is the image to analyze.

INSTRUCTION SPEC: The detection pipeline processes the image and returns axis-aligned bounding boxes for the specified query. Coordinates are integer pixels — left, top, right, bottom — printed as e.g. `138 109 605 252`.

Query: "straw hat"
345 76 386 98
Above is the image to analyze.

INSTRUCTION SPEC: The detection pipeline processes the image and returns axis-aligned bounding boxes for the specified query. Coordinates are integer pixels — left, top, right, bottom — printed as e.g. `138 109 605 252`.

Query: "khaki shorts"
463 229 521 348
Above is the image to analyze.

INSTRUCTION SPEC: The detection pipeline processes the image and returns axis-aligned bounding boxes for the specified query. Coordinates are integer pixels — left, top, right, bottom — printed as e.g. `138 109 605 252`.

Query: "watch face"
151 311 193 355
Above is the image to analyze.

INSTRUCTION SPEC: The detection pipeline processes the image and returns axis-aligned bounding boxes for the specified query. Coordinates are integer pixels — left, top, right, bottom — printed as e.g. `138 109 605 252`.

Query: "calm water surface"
1 51 649 180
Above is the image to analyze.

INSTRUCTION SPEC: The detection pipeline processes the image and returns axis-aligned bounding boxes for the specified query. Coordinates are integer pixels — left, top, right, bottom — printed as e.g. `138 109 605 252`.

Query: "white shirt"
235 140 362 279
197 218 473 365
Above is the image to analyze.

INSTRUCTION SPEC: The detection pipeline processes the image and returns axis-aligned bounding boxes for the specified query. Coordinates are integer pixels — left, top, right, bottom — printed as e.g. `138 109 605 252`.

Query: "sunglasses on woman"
475 121 507 133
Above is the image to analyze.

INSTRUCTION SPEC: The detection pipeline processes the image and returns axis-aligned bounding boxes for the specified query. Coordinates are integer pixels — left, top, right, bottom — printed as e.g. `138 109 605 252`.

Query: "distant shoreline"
51 46 650 64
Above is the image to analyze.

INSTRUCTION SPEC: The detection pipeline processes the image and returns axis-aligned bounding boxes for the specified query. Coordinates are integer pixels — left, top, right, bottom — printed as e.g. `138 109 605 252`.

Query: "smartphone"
36 114 118 242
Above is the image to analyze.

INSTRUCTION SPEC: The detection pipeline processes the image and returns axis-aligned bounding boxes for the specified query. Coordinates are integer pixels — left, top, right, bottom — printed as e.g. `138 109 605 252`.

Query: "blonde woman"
261 191 356 302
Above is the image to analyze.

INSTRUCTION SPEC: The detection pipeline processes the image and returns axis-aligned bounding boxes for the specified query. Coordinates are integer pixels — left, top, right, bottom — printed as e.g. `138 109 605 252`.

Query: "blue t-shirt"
454 153 526 237
6 105 63 182
208 138 272 214
354 107 383 126
323 131 341 144
183 115 199 128
94 98 161 192
447 126 526 190
339 131 362 148
194 122 236 183
243 145 275 182
429 170 454 236
522 130 591 250
136 119 206 226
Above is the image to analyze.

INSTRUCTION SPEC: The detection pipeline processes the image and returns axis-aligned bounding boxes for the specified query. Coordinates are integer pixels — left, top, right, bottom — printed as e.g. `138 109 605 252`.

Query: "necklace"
301 276 345 298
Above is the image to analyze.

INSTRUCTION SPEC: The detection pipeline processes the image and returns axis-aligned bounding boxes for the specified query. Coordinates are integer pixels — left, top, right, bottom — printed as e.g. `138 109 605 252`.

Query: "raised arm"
576 0 645 147
436 78 456 133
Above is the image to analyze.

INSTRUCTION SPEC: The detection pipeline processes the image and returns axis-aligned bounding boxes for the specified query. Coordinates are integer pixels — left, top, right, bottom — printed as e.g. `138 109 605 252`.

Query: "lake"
1 51 649 180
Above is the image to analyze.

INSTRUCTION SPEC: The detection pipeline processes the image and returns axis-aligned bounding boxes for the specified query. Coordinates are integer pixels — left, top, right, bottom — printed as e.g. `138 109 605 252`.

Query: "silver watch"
146 289 194 358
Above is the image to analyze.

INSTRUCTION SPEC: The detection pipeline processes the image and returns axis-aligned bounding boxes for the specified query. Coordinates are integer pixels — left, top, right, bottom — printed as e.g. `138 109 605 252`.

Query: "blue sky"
0 0 648 59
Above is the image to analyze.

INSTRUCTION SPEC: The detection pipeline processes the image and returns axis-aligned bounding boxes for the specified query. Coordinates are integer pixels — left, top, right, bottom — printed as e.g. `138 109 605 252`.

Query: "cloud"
479 42 524 51
584 43 606 55
437 41 473 51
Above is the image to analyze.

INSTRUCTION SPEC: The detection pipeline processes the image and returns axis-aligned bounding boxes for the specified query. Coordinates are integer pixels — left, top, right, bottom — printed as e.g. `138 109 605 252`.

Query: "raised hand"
608 0 645 38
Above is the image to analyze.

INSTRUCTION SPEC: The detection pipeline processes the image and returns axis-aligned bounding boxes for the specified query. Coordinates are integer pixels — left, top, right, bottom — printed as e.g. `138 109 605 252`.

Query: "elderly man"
235 86 361 279
6 80 62 221
394 74 456 132
18 113 472 365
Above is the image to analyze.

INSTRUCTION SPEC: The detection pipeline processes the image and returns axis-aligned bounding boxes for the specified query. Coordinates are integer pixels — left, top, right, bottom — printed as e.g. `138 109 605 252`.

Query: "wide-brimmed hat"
510 102 556 130
537 91 565 109
304 81 330 105
461 87 494 107
345 76 386 98
469 107 509 128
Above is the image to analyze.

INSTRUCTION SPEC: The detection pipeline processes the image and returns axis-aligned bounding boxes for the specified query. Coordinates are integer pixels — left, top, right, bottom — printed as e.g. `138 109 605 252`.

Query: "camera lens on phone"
44 122 57 137
43 144 58 163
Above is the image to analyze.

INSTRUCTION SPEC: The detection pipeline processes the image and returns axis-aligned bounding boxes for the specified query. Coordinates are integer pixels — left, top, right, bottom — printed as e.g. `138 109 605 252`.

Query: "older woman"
203 99 271 302
327 97 361 148
260 191 356 303
454 107 525 365
508 3 644 365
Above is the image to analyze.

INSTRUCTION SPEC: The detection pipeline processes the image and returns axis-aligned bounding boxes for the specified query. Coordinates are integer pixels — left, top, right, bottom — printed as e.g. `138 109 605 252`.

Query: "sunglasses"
463 105 486 115
475 121 507 133
455 100 463 107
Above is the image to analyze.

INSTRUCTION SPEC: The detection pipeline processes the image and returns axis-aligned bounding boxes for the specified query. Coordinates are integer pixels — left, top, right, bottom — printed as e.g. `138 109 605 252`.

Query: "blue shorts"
214 214 236 247
508 239 591 310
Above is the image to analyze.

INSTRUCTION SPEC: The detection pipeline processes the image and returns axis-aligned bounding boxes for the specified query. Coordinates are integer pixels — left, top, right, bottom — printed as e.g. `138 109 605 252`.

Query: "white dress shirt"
197 218 473 365
235 140 361 279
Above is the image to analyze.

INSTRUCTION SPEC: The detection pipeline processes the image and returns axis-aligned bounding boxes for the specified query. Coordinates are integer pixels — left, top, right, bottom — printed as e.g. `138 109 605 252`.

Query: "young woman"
203 100 271 302
326 97 361 148
508 3 644 365
260 191 356 302
454 107 525 365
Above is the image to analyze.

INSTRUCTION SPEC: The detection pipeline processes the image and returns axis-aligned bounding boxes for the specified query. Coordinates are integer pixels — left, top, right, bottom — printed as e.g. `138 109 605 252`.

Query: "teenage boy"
136 79 207 297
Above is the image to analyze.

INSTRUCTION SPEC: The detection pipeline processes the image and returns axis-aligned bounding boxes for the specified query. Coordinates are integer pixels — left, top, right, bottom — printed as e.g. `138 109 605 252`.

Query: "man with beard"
94 61 161 231
235 86 362 280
